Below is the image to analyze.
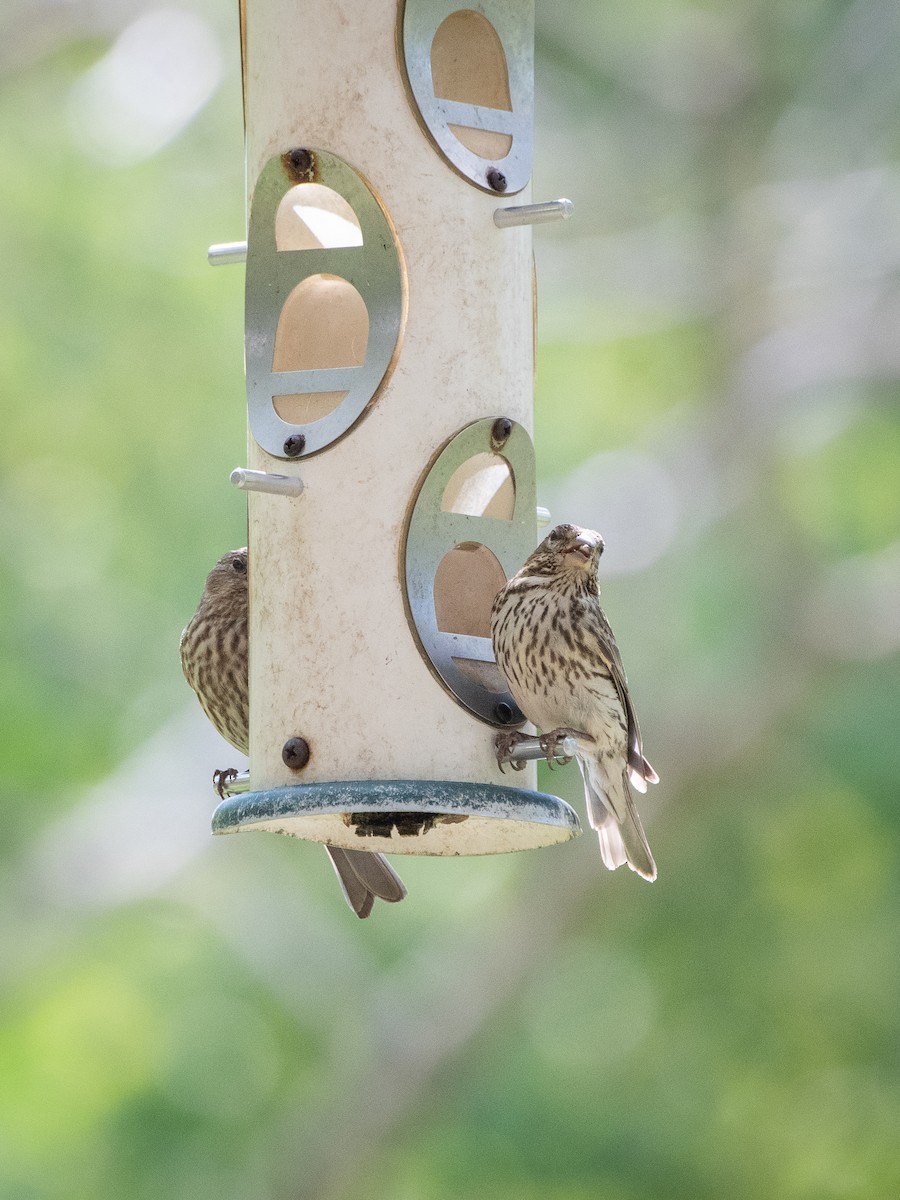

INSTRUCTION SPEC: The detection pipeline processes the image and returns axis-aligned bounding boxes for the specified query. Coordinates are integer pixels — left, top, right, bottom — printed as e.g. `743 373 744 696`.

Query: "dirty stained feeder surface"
212 779 581 855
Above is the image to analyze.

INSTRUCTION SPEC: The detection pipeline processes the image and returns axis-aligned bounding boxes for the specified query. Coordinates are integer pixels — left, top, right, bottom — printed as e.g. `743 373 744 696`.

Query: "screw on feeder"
493 701 516 725
283 433 306 458
282 737 311 770
486 168 507 193
490 417 513 451
284 147 315 180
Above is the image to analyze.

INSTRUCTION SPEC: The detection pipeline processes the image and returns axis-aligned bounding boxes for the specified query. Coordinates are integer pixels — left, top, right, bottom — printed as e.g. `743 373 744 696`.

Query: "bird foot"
493 730 530 772
213 767 239 799
538 727 591 767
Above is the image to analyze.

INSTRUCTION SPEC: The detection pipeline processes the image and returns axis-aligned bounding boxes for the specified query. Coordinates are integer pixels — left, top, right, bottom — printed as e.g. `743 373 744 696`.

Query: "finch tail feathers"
578 757 657 882
627 751 659 793
642 757 660 786
325 847 408 918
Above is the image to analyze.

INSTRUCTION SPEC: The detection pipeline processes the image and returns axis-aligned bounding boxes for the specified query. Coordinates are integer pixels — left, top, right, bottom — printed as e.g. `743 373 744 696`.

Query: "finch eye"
232 557 246 573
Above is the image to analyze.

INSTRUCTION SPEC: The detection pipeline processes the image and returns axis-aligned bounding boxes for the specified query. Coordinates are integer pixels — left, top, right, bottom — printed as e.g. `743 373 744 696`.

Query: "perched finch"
180 547 407 917
491 524 659 880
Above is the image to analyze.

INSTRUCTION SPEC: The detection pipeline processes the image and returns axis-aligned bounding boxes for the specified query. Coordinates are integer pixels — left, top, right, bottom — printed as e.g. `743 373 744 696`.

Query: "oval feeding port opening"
434 542 509 692
246 150 405 457
431 10 513 161
402 417 535 722
441 452 515 519
275 183 363 251
273 274 368 424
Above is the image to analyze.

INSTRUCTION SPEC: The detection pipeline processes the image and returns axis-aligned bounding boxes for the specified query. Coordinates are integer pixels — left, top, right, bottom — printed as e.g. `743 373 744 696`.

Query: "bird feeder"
210 0 580 856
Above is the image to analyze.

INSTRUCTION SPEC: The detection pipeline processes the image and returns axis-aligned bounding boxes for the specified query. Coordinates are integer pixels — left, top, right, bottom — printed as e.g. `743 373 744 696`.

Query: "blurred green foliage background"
1 1 898 1197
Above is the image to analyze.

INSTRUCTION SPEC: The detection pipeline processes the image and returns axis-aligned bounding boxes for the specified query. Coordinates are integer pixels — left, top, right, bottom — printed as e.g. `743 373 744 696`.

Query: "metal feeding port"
403 416 536 726
244 148 405 459
399 0 535 194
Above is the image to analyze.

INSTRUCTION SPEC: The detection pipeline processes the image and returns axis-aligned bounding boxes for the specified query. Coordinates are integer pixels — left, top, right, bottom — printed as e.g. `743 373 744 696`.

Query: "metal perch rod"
209 200 573 264
495 733 578 766
230 468 305 496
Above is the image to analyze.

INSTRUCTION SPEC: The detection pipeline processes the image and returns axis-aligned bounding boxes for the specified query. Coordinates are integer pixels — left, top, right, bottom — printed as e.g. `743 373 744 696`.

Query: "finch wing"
584 603 658 790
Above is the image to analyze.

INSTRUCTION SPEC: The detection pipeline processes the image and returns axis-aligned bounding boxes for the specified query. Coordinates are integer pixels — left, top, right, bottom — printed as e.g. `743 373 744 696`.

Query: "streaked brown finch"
491 524 659 880
180 547 407 917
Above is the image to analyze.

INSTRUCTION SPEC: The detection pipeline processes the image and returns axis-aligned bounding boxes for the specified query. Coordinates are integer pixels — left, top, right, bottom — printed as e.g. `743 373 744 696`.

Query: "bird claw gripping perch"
538 727 591 768
494 729 588 771
213 767 240 799
494 730 532 772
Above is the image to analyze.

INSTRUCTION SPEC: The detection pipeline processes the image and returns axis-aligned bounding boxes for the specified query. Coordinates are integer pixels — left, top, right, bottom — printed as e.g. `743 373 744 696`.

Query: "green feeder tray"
212 779 581 856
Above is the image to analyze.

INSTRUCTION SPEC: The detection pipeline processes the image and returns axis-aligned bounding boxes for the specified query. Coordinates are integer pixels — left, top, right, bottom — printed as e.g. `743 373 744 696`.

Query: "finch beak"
564 532 602 563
